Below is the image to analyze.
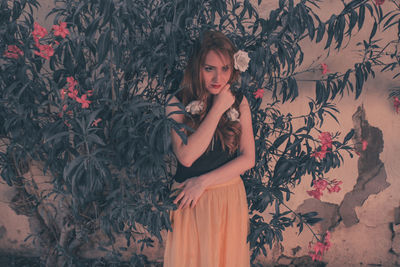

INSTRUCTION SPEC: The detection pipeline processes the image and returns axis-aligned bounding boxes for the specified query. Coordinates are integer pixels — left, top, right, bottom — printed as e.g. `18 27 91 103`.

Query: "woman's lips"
211 84 221 89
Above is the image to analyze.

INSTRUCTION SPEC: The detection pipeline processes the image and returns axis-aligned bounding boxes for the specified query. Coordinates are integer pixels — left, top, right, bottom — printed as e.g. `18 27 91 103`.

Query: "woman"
164 31 255 267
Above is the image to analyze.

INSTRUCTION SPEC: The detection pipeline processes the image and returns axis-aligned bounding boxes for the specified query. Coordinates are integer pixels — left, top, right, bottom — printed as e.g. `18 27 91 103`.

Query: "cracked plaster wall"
339 105 390 227
0 170 37 256
1 0 400 266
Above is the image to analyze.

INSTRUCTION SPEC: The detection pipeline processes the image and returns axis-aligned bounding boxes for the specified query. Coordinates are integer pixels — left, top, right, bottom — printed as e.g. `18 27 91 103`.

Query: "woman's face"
201 50 232 95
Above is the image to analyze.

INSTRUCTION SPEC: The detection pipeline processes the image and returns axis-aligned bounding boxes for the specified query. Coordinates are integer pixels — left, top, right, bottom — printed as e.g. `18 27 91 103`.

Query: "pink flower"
3 45 24 59
313 241 326 255
92 118 102 127
34 43 54 60
307 189 323 200
325 231 331 241
67 77 78 89
76 94 91 108
361 140 368 151
321 144 330 152
52 22 70 38
394 97 400 113
320 63 329 74
312 132 333 160
309 179 343 199
87 89 93 96
327 181 343 193
253 88 264 99
314 179 328 191
32 23 54 60
68 89 78 100
311 149 328 160
60 89 67 100
33 22 48 41
374 0 384 5
309 231 332 261
310 251 323 261
319 132 332 149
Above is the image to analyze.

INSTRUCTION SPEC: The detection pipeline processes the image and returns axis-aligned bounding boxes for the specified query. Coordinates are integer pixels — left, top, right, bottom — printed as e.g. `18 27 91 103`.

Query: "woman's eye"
222 66 230 72
204 67 213 72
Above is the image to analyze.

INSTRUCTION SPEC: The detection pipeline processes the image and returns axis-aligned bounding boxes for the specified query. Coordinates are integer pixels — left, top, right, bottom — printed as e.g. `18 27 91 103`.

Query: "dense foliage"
1 0 394 265
373 1 400 107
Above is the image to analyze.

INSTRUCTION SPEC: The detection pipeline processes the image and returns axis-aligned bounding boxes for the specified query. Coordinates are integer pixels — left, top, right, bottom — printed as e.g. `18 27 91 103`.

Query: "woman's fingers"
176 181 186 188
173 191 185 204
178 197 185 209
175 191 196 209
178 195 191 210
190 197 199 209
173 178 204 209
173 182 187 204
174 189 190 209
222 83 230 92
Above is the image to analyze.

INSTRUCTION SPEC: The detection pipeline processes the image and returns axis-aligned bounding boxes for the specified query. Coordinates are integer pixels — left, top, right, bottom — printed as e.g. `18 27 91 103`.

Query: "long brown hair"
178 31 242 154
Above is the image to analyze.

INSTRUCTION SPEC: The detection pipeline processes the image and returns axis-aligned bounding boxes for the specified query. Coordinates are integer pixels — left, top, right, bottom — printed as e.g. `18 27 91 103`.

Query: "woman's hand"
212 84 235 115
173 177 207 209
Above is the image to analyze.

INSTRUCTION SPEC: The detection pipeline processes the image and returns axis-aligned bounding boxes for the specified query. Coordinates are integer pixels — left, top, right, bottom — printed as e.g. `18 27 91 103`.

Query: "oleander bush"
1 0 395 265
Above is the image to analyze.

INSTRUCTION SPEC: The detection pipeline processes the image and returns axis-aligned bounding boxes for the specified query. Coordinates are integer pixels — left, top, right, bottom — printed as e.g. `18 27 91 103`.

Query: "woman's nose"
212 70 220 82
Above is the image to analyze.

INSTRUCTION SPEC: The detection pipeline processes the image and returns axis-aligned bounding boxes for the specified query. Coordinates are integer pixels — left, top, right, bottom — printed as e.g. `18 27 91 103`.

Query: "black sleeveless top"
172 91 243 183
173 138 237 182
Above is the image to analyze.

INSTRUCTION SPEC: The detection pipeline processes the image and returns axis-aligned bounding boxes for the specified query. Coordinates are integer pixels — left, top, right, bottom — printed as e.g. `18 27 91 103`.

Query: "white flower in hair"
226 107 240 122
233 50 250 72
185 100 204 115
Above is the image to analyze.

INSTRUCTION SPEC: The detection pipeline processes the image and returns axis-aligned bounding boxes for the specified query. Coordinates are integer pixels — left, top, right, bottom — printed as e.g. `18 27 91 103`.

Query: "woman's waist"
174 160 233 183
172 176 242 191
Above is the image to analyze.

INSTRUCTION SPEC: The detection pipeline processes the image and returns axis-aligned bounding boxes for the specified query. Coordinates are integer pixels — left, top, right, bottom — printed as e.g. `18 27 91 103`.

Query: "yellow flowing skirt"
163 177 250 267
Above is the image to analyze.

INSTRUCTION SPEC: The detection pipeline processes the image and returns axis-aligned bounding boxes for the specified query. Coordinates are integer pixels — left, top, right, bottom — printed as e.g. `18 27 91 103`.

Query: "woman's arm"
166 85 235 167
199 96 255 186
174 96 255 209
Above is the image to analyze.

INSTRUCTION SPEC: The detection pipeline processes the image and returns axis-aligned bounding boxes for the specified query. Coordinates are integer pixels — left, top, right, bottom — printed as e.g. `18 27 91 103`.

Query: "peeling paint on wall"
296 199 340 233
339 105 390 227
295 105 390 231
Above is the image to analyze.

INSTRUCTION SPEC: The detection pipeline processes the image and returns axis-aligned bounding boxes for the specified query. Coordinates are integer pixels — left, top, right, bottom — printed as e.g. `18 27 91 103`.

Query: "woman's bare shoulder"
166 94 185 122
166 94 182 104
239 94 250 108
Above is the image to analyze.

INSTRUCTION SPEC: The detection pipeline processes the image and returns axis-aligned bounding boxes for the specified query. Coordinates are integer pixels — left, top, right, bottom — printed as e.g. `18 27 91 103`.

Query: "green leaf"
44 131 70 143
316 80 325 104
306 14 315 40
369 21 377 40
335 15 345 49
325 18 335 49
348 9 358 35
270 134 290 152
98 29 111 64
343 129 355 144
355 64 364 98
358 5 365 30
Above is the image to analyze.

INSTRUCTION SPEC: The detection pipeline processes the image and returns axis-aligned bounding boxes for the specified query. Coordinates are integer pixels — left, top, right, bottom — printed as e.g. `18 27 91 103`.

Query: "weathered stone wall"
1 0 399 266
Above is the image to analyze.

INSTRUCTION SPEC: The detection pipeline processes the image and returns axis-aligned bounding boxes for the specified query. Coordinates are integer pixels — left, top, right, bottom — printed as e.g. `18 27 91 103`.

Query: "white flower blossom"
226 107 240 122
185 100 204 115
233 50 250 72
185 101 239 122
